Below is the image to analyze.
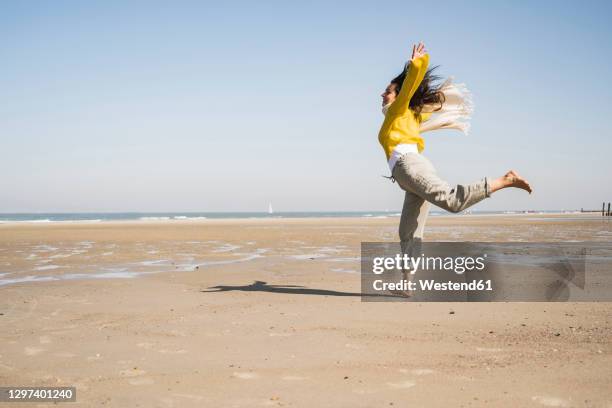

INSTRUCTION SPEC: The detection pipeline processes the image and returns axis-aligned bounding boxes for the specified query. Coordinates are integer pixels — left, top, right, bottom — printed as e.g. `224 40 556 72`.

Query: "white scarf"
382 77 473 135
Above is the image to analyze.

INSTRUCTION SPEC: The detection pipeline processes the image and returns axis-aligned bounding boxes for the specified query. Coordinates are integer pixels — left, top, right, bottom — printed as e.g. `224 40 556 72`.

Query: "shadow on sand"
201 280 400 299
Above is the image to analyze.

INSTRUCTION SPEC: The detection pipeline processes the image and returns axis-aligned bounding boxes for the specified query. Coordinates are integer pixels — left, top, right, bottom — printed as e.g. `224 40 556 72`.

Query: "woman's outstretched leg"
392 153 532 214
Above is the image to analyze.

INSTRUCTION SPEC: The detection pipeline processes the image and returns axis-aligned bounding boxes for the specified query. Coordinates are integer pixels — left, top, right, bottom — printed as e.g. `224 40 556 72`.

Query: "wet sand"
0 214 611 407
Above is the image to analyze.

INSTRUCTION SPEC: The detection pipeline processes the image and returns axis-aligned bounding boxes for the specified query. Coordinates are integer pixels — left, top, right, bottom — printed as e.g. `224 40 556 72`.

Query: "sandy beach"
0 214 611 407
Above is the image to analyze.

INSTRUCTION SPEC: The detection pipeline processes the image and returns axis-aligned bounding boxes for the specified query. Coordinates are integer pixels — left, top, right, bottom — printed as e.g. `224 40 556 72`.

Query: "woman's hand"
411 42 427 61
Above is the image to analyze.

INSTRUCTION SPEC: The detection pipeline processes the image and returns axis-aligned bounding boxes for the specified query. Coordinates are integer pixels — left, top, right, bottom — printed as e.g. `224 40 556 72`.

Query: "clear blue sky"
1 0 611 212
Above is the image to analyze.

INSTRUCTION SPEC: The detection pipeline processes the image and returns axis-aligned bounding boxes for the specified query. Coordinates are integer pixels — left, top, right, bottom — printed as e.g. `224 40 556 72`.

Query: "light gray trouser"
392 152 491 257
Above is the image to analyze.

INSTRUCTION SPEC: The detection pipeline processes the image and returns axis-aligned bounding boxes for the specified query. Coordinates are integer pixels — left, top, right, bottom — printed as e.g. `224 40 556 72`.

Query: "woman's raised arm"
390 42 429 115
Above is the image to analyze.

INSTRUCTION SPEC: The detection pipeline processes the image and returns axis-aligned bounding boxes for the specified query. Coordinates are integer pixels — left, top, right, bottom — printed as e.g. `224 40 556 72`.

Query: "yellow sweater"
378 54 430 159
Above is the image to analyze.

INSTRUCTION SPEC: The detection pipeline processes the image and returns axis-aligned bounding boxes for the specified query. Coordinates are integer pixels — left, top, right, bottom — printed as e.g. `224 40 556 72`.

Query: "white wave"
62 271 152 280
11 219 102 223
290 254 327 260
139 216 171 221
315 246 343 253
137 259 171 266
330 268 358 274
0 275 59 286
33 245 58 252
212 244 241 253
49 253 73 259
59 219 102 223
34 265 60 271
185 249 267 270
0 269 153 287
324 257 360 263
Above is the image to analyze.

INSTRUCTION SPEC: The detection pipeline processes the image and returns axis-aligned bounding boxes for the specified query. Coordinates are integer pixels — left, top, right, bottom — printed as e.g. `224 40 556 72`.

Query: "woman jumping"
379 42 532 260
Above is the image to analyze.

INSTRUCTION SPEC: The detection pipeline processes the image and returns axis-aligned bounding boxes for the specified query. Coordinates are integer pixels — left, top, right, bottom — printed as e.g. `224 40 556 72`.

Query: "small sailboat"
268 202 274 215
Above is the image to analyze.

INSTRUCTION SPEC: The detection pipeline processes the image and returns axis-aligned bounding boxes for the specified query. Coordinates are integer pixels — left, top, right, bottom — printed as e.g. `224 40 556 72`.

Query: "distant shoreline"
0 210 600 224
0 211 606 227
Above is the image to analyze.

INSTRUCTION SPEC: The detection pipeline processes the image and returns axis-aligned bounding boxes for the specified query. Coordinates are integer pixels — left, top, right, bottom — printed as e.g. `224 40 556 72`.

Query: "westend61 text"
373 279 493 292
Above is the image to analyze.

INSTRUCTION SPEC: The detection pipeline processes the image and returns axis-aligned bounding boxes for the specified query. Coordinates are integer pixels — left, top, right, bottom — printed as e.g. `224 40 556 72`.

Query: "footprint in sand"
24 347 44 356
172 393 204 402
137 342 155 350
261 399 283 407
72 381 89 391
157 349 188 354
233 372 259 379
352 388 377 395
281 375 308 381
344 343 363 349
55 352 76 358
387 380 415 389
128 377 155 385
86 353 102 361
398 368 434 376
120 368 147 377
531 395 571 407
476 347 503 352
136 342 187 355
412 369 434 375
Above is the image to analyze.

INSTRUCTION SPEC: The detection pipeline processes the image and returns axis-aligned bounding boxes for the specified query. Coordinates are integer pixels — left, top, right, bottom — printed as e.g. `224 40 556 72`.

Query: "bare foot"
389 289 412 298
504 170 532 194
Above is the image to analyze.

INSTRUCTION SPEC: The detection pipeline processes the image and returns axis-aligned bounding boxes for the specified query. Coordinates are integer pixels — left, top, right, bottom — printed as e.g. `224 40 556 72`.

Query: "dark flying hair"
390 63 445 115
